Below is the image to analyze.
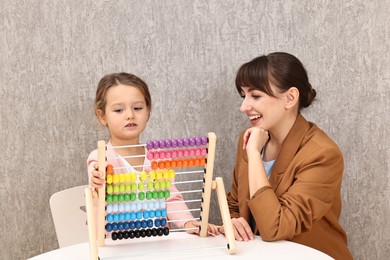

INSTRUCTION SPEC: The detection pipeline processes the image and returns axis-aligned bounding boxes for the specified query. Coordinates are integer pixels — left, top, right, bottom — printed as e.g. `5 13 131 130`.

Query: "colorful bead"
146 141 153 150
107 164 114 174
106 185 113 194
106 174 113 184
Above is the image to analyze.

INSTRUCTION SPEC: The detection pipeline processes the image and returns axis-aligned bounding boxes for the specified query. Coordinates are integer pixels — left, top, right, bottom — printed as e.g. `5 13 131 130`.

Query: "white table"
29 232 333 259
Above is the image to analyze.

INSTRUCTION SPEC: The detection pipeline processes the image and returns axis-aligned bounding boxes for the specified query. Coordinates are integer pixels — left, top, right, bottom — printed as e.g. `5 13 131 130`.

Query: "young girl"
87 72 219 235
220 53 353 259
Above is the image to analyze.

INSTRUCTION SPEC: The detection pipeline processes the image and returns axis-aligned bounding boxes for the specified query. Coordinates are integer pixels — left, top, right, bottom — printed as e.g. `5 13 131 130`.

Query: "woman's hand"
184 220 220 236
243 127 269 154
219 217 254 241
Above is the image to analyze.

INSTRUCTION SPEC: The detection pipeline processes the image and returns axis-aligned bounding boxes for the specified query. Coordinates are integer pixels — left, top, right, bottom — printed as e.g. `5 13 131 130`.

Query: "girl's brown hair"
94 72 152 117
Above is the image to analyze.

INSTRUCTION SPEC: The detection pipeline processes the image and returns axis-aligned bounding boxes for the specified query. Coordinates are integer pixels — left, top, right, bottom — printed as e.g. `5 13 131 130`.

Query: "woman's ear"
96 109 107 126
285 87 299 110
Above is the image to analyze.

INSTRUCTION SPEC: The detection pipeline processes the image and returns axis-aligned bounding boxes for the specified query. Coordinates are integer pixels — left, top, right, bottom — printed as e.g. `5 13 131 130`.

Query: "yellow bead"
106 174 113 184
154 182 160 189
119 184 125 192
165 180 171 188
131 183 137 192
149 171 156 180
131 172 137 182
138 182 144 191
169 169 175 179
119 174 125 183
140 171 147 181
147 181 154 191
156 170 162 180
163 170 169 179
125 173 131 183
160 181 166 189
113 185 119 193
113 174 119 184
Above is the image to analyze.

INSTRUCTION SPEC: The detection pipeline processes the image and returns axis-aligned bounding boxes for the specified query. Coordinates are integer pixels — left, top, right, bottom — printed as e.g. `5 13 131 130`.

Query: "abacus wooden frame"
85 132 236 260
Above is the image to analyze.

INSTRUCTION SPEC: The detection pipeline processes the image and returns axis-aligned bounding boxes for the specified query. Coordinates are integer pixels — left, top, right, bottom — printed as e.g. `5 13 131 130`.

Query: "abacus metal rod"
170 190 202 195
166 199 201 204
109 144 146 149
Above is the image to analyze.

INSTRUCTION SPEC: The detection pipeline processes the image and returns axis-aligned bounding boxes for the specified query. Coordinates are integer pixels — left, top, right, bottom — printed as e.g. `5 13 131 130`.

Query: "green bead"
153 191 159 199
124 193 130 201
138 192 145 200
146 191 152 200
164 190 170 198
106 195 112 203
118 194 124 202
158 190 165 199
112 194 118 203
130 192 136 201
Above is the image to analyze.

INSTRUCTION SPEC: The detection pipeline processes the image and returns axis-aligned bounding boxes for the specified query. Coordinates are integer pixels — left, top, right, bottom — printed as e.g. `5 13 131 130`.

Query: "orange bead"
189 159 194 167
106 164 114 175
200 158 206 166
177 160 183 168
158 161 165 169
151 161 158 170
183 159 189 168
194 158 200 166
164 160 171 169
171 160 177 168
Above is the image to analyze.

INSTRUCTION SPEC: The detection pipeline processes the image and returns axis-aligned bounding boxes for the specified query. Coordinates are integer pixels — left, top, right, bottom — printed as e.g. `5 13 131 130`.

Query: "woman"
220 52 353 259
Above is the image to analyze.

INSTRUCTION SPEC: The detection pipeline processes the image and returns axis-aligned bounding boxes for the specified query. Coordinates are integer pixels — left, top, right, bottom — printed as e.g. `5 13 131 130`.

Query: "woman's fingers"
231 217 254 241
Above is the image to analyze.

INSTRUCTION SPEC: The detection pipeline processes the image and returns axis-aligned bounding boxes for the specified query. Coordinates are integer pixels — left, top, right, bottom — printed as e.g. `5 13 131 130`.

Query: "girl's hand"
184 220 220 236
90 162 106 189
219 217 254 241
242 127 269 154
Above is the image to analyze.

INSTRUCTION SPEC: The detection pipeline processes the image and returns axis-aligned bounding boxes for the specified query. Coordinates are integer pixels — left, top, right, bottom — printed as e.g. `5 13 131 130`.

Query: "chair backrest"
49 185 90 248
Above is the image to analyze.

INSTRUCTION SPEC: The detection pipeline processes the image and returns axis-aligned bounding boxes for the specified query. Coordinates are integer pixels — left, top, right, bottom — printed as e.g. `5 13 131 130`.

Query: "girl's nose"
126 110 135 119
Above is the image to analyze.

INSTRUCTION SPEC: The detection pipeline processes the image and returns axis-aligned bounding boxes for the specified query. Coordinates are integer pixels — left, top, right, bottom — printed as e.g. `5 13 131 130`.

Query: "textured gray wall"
1 0 389 259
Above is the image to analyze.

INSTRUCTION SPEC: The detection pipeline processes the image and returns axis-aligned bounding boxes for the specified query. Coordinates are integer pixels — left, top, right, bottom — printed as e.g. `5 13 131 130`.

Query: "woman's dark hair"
235 52 316 109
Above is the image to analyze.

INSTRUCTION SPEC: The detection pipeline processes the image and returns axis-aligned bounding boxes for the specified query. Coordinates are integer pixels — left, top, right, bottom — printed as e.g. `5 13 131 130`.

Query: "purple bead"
183 138 190 147
177 138 184 147
195 137 202 146
159 140 166 148
153 140 160 149
146 141 154 150
171 139 178 148
189 138 196 146
201 137 208 145
165 139 172 148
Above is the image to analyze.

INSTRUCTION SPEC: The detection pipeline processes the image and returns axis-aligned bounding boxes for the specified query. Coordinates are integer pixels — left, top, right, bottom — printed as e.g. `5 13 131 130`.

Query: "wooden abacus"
85 132 236 259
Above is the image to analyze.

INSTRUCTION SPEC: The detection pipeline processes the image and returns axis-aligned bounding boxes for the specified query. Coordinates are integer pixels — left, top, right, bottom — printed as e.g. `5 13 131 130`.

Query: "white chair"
49 185 90 248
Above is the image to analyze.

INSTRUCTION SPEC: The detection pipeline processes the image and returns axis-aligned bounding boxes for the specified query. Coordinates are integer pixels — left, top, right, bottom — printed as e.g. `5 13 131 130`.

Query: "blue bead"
143 210 149 219
154 219 161 227
118 222 124 230
147 219 153 228
112 223 118 231
124 222 130 230
160 218 167 226
155 210 161 218
161 209 167 217
113 214 119 222
125 212 131 221
130 212 136 220
119 213 125 221
105 223 112 232
107 214 114 223
135 220 141 229
136 211 142 219
106 204 112 213
129 221 136 229
141 220 147 228
149 210 155 218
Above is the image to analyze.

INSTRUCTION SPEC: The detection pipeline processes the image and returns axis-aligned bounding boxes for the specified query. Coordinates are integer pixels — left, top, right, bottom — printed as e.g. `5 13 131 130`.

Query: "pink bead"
147 151 154 160
165 151 172 159
171 150 177 158
177 150 183 158
183 149 189 157
159 150 166 159
154 151 160 159
201 148 207 156
189 149 195 157
195 148 201 156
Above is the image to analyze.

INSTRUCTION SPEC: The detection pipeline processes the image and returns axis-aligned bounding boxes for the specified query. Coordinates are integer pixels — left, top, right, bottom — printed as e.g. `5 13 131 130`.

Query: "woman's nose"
240 99 251 112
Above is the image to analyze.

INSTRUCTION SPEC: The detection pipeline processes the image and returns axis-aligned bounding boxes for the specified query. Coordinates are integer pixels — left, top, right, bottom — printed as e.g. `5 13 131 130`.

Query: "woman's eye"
252 94 261 100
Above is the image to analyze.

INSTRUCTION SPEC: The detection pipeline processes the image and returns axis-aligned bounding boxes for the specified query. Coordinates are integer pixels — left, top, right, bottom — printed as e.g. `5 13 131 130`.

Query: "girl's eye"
114 109 123 113
134 107 143 111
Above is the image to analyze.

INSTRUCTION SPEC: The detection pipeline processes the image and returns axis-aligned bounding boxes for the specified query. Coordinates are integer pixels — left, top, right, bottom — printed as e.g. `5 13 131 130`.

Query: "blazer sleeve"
226 133 245 219
248 145 344 241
